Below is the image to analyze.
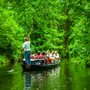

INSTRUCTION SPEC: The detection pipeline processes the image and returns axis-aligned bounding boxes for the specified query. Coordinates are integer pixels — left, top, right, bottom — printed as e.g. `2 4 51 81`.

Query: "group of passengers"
30 50 60 64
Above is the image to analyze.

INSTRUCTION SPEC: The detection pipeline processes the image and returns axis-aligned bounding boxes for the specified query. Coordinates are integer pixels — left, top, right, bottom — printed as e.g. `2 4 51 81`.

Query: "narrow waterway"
0 60 90 90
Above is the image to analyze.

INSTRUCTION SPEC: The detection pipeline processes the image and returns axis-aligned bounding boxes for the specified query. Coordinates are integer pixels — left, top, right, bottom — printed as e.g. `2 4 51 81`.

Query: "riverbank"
0 55 10 64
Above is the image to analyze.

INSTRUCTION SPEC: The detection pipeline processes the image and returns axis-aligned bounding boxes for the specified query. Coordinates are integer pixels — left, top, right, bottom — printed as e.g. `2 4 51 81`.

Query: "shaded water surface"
0 60 90 90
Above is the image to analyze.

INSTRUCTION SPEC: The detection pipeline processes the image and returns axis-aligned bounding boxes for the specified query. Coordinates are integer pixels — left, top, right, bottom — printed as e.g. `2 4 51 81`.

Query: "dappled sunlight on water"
0 60 90 90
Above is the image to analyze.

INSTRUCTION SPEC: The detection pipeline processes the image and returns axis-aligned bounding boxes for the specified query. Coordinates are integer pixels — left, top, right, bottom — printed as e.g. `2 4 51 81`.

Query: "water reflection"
1 60 90 90
23 66 60 90
23 72 31 90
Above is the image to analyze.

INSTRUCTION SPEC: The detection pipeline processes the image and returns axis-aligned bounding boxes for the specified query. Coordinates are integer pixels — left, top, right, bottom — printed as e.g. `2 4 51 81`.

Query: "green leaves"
0 6 24 60
0 0 90 60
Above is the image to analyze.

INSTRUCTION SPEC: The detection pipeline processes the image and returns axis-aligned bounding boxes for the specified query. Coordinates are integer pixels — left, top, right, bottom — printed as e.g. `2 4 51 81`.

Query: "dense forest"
0 0 90 63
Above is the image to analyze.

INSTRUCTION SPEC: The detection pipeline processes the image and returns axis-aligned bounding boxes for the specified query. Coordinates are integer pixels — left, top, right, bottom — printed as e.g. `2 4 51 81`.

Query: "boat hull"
21 61 60 71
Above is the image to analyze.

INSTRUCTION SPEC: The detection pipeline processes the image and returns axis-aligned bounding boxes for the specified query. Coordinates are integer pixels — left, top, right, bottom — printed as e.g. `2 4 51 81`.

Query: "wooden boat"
21 59 60 71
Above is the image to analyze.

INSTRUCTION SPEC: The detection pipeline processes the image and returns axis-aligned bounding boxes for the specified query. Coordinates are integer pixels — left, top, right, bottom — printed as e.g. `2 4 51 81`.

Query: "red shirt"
48 58 51 63
35 55 40 59
37 54 46 64
37 54 46 59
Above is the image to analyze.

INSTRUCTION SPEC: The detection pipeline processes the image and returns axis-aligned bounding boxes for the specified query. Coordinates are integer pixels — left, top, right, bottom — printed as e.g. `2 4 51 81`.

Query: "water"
0 60 90 90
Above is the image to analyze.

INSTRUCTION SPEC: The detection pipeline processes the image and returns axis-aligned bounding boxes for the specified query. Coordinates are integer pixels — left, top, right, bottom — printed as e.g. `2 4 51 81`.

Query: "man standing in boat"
21 35 31 65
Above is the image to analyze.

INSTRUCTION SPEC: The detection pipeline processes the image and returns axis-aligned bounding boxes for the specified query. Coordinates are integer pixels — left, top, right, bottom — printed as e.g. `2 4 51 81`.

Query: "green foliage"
0 0 90 62
0 55 9 64
0 3 24 61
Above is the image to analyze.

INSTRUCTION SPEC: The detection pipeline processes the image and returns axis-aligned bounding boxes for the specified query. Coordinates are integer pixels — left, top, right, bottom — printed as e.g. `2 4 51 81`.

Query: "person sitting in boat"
49 51 55 57
54 51 60 63
34 54 37 58
45 52 49 59
49 51 55 64
49 51 54 57
47 50 50 55
45 52 50 64
48 58 51 64
35 51 40 59
31 52 35 59
45 52 51 64
37 51 47 64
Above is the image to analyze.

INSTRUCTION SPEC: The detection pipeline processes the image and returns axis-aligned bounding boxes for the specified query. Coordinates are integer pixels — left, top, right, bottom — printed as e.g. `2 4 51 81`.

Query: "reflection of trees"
64 60 72 90
23 66 60 90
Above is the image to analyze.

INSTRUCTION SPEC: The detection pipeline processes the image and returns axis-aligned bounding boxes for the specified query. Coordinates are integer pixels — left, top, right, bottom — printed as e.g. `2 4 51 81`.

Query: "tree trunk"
64 9 70 58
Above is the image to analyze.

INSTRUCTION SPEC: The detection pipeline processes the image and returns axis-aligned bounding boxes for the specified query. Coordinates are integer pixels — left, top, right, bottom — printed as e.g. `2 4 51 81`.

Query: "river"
0 60 90 90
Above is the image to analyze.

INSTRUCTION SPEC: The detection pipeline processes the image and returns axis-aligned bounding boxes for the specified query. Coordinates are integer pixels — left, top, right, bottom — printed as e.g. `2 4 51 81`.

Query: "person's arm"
28 35 31 42
21 48 24 52
21 43 25 52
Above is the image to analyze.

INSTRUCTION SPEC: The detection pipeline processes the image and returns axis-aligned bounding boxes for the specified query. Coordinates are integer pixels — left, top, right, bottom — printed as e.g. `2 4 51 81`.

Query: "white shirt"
49 54 55 59
54 54 59 58
23 41 30 51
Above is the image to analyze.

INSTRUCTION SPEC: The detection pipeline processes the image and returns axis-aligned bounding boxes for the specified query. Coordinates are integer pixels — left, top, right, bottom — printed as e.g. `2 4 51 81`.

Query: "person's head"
45 52 47 55
55 51 57 55
24 37 27 42
42 51 45 55
37 51 40 55
47 50 50 54
32 52 34 54
52 51 54 55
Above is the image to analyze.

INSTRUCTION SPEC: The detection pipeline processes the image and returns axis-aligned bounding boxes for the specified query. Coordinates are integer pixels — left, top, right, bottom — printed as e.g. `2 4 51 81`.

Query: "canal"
0 60 90 90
